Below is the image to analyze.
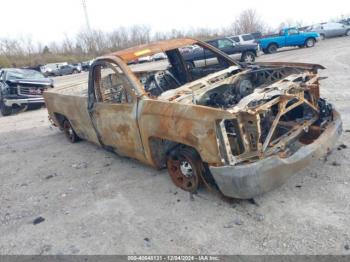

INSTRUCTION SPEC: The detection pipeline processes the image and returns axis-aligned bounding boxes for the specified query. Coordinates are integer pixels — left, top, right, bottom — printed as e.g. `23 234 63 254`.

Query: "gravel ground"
1 37 350 255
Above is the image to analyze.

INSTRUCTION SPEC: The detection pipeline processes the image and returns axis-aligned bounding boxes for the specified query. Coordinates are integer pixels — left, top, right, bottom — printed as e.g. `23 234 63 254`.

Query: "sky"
0 0 349 44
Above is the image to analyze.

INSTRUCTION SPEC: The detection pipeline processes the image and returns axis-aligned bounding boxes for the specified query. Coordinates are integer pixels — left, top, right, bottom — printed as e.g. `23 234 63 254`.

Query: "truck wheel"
72 70 78 74
63 119 80 143
320 34 325 40
346 30 350 37
241 51 255 63
166 146 204 193
267 44 278 54
0 98 12 116
305 38 315 48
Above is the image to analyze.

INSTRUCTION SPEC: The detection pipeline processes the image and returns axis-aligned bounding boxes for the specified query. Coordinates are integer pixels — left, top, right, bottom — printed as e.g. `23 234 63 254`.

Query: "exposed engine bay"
148 65 309 106
142 63 334 164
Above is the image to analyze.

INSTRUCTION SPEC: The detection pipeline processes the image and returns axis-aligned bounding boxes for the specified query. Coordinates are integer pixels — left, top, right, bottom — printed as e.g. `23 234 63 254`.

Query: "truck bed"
47 79 88 97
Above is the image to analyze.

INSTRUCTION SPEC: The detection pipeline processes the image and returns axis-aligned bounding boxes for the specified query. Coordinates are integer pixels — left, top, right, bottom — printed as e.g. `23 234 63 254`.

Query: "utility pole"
82 0 92 33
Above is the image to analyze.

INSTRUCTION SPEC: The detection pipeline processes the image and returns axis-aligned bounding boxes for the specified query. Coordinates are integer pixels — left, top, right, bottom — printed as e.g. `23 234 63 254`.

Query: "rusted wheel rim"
167 156 199 192
63 120 75 142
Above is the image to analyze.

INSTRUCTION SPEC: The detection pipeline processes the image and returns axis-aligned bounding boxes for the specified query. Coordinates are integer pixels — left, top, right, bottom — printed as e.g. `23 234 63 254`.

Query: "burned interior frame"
88 57 140 111
215 66 332 165
131 41 238 98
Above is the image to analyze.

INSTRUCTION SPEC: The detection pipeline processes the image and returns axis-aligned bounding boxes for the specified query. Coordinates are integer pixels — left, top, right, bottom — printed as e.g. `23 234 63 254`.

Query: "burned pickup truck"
44 38 342 199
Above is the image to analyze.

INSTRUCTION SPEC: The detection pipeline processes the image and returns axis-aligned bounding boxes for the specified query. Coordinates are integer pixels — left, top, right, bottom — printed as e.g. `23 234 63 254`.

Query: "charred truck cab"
44 38 342 199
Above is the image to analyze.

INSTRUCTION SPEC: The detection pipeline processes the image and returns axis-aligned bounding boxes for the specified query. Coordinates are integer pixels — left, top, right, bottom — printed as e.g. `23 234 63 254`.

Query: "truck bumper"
4 97 45 107
209 110 342 199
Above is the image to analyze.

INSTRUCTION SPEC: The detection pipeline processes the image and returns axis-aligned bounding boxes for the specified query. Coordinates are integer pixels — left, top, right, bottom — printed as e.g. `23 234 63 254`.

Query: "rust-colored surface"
43 38 340 197
111 38 197 62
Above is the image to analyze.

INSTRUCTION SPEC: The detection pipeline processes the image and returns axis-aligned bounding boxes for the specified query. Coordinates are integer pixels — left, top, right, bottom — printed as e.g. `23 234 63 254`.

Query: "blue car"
259 27 320 54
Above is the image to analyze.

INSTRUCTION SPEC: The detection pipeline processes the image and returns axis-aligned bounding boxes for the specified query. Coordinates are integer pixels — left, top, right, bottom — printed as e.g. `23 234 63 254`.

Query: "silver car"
52 64 81 76
229 34 257 45
308 22 350 40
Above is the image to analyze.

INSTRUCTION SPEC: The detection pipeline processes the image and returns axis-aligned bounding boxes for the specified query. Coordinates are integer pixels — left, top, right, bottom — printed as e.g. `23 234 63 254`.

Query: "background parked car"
259 27 320 54
40 62 67 76
206 37 259 62
0 68 53 116
81 60 94 71
339 18 350 26
52 64 81 76
307 22 350 39
151 52 167 61
71 63 82 72
127 59 139 65
138 56 153 63
179 45 201 54
22 65 43 72
229 33 257 44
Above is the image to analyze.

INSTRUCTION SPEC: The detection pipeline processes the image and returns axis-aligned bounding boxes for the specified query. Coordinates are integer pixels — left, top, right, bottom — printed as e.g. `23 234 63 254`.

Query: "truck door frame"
87 56 146 162
285 28 301 46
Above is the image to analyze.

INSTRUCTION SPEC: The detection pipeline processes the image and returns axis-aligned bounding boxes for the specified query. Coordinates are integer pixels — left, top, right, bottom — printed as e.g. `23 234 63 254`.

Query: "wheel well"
53 112 67 129
305 37 316 42
243 50 256 55
268 42 278 48
240 50 256 62
148 137 201 169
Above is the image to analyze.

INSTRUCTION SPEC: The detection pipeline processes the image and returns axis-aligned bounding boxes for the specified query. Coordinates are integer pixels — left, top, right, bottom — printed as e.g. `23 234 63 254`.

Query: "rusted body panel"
112 38 197 62
211 110 342 199
44 38 342 199
138 99 232 166
44 92 100 145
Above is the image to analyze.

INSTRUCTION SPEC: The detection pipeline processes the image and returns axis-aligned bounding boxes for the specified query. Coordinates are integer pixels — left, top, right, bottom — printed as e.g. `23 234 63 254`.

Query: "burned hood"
158 62 325 108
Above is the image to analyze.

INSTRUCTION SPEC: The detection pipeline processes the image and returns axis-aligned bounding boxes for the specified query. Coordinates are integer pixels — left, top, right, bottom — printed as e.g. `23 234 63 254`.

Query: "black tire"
63 119 80 143
267 44 278 54
166 146 204 193
305 38 315 48
72 70 78 74
320 34 325 40
0 97 12 116
262 49 268 54
241 51 256 63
